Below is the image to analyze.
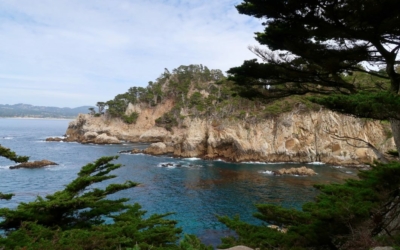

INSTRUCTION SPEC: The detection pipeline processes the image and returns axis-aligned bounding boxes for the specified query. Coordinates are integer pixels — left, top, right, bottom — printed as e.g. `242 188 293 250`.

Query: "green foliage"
310 91 400 120
88 107 95 115
189 92 206 112
178 234 213 250
123 112 139 124
96 101 106 114
0 145 29 163
0 145 29 200
231 0 400 93
220 162 400 249
0 156 182 249
155 113 178 131
387 150 399 158
96 64 318 130
0 192 14 200
106 98 127 118
228 0 400 156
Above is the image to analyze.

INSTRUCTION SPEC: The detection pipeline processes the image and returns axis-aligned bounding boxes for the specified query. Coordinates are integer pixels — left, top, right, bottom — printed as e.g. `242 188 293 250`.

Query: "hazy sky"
0 0 262 108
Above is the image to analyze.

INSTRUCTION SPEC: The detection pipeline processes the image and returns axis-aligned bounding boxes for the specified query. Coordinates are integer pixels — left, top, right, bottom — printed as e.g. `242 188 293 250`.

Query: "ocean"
0 118 357 246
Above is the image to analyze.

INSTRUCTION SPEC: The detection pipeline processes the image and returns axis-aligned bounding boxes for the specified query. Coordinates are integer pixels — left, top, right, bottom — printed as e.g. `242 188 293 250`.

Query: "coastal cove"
0 118 357 246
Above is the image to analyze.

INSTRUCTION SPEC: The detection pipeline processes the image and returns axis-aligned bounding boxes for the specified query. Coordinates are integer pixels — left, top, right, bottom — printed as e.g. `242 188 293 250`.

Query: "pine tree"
0 156 182 249
219 162 400 249
228 0 400 155
0 145 28 201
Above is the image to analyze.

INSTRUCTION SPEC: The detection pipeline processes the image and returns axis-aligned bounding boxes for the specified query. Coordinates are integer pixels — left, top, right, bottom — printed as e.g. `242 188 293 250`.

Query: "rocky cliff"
63 64 396 166
64 99 395 166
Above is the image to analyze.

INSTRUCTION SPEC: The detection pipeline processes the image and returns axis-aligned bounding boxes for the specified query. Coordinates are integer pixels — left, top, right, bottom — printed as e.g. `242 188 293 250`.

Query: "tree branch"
324 130 389 163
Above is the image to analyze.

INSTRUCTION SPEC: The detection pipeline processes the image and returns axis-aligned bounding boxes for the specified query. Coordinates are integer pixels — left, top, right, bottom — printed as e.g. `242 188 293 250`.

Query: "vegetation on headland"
93 64 321 131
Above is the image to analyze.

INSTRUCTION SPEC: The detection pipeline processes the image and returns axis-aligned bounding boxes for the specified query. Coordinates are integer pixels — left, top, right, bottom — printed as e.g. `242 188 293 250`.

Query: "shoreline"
46 136 372 168
0 117 75 121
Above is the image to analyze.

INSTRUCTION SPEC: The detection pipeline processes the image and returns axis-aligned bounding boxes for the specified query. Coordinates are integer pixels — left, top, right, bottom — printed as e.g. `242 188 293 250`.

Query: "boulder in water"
131 148 143 154
274 166 316 176
45 137 64 142
10 160 58 169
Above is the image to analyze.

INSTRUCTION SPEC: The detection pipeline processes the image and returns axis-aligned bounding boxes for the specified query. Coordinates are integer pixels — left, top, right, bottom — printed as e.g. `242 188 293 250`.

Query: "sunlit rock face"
65 102 395 166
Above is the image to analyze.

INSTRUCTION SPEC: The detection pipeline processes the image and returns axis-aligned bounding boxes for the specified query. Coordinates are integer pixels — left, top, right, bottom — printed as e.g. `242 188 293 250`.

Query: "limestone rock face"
173 111 395 165
65 99 175 143
65 106 396 165
10 160 58 169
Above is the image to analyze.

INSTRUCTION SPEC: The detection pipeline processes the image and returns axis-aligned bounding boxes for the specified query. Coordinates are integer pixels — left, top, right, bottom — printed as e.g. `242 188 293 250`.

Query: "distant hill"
0 103 94 119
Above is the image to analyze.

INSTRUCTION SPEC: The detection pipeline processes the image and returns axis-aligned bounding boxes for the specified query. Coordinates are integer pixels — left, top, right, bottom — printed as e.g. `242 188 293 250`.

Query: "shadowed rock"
45 137 64 142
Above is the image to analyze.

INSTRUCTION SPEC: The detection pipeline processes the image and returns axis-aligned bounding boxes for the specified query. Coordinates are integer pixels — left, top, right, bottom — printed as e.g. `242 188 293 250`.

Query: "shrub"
123 112 139 124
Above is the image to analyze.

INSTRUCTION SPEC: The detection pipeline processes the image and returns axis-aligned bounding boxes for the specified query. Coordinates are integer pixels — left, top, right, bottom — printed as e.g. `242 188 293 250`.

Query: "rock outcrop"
91 133 120 144
10 160 58 169
45 137 64 142
143 142 174 155
65 99 174 143
48 130 121 144
64 102 396 166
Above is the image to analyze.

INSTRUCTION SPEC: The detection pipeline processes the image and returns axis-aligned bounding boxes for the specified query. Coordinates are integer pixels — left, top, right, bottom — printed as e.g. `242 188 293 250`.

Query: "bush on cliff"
219 161 400 249
123 111 139 124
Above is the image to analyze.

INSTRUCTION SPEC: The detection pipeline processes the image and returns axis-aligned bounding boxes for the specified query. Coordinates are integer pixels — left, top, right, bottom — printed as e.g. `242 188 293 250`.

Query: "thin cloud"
0 0 262 107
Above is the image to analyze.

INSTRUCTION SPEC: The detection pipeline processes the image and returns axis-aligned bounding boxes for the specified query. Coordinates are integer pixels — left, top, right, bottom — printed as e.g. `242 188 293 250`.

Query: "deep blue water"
0 118 357 246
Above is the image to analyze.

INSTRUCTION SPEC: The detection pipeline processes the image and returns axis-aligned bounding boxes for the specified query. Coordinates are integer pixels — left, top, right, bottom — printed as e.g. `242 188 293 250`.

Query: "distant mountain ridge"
0 103 94 118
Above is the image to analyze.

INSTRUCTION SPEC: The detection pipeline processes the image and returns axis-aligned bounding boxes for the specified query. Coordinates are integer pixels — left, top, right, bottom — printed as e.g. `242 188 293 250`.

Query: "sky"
0 0 263 108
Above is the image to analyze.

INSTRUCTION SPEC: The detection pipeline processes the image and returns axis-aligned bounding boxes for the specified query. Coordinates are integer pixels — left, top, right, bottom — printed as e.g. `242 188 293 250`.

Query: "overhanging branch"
324 130 389 163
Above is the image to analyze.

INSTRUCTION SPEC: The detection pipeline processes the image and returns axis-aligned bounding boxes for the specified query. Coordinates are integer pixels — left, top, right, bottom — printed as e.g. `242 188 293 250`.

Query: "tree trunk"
390 118 400 157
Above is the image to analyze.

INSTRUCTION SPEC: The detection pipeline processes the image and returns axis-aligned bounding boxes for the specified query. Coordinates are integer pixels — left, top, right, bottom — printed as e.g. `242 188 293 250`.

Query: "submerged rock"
10 160 58 169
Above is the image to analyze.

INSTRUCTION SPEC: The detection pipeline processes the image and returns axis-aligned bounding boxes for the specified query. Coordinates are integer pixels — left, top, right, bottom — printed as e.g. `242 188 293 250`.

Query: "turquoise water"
0 118 357 246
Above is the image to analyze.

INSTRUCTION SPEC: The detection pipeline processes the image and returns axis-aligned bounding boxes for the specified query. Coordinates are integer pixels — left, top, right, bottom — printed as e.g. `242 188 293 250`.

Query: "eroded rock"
65 108 396 166
131 148 143 154
93 133 120 144
144 142 170 155
274 166 316 176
